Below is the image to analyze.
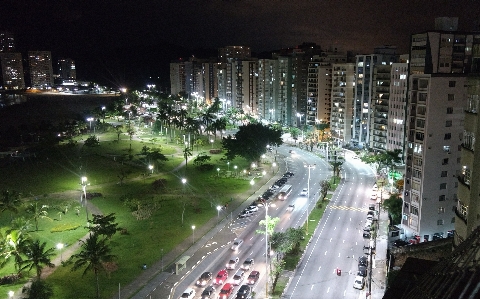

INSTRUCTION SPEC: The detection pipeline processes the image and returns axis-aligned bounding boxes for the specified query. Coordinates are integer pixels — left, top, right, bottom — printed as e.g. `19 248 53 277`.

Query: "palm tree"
25 202 50 231
183 146 192 169
70 234 116 299
0 190 22 220
20 239 55 280
1 228 30 271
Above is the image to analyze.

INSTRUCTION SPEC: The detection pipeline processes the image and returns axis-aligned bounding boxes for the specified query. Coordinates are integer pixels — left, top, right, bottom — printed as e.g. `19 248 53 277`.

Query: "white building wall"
387 62 408 152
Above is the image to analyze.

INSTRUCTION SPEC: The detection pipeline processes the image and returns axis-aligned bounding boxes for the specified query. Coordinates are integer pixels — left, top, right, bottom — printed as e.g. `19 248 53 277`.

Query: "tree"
222 123 283 163
193 153 211 167
319 180 331 201
114 125 123 141
70 233 116 299
1 229 30 271
382 193 403 225
0 190 22 220
87 213 120 239
84 135 100 147
289 127 300 144
22 279 54 299
25 202 50 231
270 257 285 293
19 239 55 280
194 138 204 152
183 146 192 169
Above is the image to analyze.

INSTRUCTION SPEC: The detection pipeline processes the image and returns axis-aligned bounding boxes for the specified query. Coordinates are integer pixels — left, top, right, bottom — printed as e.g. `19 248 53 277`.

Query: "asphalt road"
162 145 330 299
284 150 376 299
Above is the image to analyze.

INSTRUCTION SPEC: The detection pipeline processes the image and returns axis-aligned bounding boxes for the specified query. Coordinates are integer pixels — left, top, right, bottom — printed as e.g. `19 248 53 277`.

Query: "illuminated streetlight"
234 165 237 176
81 176 89 224
210 139 214 148
148 165 154 174
272 162 277 174
8 291 14 299
250 179 254 186
227 161 230 172
262 170 266 176
217 168 220 177
56 243 64 262
181 178 187 193
87 117 94 130
191 225 196 244
217 205 222 220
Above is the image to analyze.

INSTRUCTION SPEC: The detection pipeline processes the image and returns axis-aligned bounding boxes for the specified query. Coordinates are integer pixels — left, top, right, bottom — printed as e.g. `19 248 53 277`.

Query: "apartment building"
0 52 25 90
330 63 355 144
28 51 54 89
0 31 16 53
170 59 186 96
218 46 251 63
57 58 76 80
387 58 409 152
402 74 466 242
257 59 277 121
370 64 392 151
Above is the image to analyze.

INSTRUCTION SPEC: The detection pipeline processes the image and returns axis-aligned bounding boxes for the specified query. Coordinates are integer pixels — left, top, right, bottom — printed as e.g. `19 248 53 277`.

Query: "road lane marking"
325 251 328 255
327 287 330 293
318 266 321 271
311 285 314 290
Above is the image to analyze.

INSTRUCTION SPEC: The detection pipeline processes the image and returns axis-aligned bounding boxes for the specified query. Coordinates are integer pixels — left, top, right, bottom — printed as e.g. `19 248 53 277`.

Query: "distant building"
170 59 186 96
330 63 355 144
0 52 25 90
0 31 16 53
257 58 277 121
370 64 392 151
28 51 54 89
218 46 251 63
387 56 409 153
57 58 76 80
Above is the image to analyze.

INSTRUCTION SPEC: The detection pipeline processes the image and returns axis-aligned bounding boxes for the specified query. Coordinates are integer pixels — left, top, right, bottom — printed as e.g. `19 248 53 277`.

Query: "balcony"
454 206 467 225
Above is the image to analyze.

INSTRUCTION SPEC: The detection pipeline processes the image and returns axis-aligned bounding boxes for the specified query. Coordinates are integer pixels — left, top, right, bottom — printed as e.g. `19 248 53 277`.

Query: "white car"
286 204 295 212
246 205 259 212
179 288 195 299
231 239 244 251
300 188 308 196
353 276 365 289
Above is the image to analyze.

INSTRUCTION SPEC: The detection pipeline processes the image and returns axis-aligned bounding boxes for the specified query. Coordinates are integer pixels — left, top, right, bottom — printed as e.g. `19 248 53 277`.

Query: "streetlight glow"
56 243 64 262
191 225 196 244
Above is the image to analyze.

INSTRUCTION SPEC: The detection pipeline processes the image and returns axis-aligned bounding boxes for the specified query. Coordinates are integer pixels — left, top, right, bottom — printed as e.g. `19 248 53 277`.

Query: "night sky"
2 0 479 88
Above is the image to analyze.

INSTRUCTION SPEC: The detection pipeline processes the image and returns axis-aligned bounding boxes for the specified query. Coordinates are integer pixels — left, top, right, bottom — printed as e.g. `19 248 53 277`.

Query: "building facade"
402 74 466 242
0 52 25 90
387 60 409 152
28 51 54 89
330 63 355 144
57 58 76 80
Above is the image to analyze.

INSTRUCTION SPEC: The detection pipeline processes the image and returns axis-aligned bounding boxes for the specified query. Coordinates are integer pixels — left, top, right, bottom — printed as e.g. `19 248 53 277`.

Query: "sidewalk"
116 156 287 299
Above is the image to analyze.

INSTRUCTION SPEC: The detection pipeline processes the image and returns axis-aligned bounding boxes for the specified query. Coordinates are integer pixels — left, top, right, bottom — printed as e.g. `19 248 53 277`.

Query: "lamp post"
227 161 230 172
217 205 221 220
148 165 154 174
8 291 14 299
81 176 89 224
296 113 304 140
272 162 276 174
210 139 214 148
217 168 220 177
181 178 187 193
56 243 64 262
304 164 316 234
191 225 196 244
87 117 94 131
234 165 237 176
250 179 254 186
264 202 276 298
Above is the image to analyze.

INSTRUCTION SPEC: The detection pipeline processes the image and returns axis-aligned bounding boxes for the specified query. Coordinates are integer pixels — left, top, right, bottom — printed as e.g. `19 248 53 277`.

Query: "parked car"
358 265 367 277
218 283 234 299
358 256 368 267
245 205 259 213
241 258 254 270
214 269 228 285
235 284 252 299
201 286 216 299
432 233 444 240
366 215 374 221
238 211 253 218
353 275 365 289
231 239 244 251
226 257 240 270
286 204 295 212
232 269 245 285
369 204 376 211
363 230 371 238
196 271 213 286
300 188 308 196
284 171 294 177
392 239 409 247
247 271 260 284
179 288 196 299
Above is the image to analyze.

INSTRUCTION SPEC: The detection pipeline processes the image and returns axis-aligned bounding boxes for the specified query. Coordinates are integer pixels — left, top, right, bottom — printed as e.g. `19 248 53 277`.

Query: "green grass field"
0 125 266 298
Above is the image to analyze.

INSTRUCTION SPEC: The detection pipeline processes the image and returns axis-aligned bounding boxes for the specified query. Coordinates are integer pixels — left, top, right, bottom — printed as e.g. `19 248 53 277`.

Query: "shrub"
0 273 22 285
51 223 81 233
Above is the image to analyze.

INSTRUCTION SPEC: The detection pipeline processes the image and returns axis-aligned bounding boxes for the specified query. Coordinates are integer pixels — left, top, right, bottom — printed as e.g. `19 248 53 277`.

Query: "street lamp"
87 117 94 131
181 178 187 192
56 243 64 262
8 291 14 299
101 106 106 123
304 164 316 234
272 162 276 174
217 205 222 220
210 139 214 148
148 165 154 174
217 168 220 177
227 161 230 172
262 170 266 176
250 179 255 186
81 176 89 224
234 165 237 176
191 225 196 244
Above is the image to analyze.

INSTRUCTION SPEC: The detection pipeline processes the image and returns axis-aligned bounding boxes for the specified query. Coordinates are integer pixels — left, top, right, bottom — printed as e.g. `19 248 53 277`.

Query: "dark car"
358 256 368 267
235 284 252 299
247 271 260 284
196 271 213 286
392 239 410 247
241 258 254 270
201 285 215 299
363 230 371 239
357 265 367 277
284 171 294 177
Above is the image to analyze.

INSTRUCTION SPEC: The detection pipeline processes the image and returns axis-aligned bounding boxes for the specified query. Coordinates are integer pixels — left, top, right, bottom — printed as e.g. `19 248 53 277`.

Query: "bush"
50 223 81 233
0 273 22 285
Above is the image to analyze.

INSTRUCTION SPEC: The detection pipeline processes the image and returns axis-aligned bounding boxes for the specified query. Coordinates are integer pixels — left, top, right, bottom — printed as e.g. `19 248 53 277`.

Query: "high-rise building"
387 56 409 152
257 59 277 122
402 74 466 242
218 46 251 63
28 51 54 89
370 64 392 151
455 75 480 246
330 63 355 144
57 58 76 80
0 52 25 90
202 62 220 104
170 59 186 96
0 31 16 53
353 49 397 147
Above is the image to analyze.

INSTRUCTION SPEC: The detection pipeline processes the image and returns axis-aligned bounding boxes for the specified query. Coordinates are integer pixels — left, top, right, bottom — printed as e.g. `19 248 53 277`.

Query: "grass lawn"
0 125 271 298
